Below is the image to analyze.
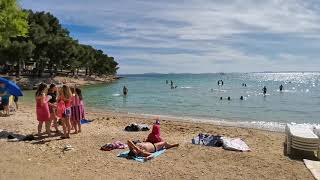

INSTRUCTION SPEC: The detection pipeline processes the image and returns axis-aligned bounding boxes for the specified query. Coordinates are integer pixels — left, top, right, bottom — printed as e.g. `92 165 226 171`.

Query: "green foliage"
0 0 29 45
0 9 118 77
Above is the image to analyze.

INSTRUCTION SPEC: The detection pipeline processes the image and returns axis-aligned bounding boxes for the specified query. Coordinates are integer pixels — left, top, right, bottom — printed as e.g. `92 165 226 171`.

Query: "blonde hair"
62 85 72 100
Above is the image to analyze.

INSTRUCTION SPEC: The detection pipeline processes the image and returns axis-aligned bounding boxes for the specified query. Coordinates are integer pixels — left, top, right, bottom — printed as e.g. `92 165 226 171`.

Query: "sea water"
22 72 320 131
81 72 320 131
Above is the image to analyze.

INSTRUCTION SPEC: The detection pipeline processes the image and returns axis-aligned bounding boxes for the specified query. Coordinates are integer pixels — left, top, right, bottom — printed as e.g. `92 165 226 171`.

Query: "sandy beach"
0 101 315 180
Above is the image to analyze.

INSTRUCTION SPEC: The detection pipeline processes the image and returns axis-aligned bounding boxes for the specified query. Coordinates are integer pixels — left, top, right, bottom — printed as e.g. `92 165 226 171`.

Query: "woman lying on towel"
127 140 179 160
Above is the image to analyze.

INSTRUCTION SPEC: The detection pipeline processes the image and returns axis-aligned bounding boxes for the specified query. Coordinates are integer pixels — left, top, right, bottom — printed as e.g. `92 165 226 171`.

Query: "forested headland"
0 0 119 79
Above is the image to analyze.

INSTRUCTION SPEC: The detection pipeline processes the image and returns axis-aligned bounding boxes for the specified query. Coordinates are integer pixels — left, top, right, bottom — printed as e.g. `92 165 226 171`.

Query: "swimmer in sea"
227 96 231 101
279 84 283 92
262 86 267 96
220 97 223 100
123 86 128 96
240 96 244 100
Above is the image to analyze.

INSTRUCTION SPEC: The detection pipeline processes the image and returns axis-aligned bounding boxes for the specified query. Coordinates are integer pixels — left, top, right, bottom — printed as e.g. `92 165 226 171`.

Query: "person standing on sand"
35 83 51 137
58 85 73 139
47 84 59 133
71 88 85 134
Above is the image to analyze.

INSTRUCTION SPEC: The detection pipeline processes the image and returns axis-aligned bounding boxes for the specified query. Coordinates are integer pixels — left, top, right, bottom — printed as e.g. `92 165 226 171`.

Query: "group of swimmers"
262 84 284 96
166 80 178 89
35 83 85 139
218 83 285 100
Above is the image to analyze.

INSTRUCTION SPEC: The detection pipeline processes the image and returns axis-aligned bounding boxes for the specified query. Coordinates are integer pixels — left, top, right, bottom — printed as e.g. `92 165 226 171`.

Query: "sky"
21 0 320 74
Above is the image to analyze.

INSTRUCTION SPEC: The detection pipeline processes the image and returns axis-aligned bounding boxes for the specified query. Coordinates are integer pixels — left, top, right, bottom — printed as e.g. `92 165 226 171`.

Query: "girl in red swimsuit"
58 85 73 139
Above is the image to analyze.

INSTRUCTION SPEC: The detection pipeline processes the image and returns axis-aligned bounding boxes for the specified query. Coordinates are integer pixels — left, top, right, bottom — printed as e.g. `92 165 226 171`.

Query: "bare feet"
144 155 154 161
166 143 179 149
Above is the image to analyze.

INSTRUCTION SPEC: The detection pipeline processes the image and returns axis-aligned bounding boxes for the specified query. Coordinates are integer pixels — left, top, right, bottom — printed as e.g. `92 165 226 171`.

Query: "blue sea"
79 72 320 131
22 72 320 131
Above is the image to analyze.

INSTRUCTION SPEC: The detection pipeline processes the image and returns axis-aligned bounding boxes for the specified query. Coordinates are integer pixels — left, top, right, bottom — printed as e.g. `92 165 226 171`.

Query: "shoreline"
86 108 287 133
85 106 320 133
0 100 315 179
6 75 120 90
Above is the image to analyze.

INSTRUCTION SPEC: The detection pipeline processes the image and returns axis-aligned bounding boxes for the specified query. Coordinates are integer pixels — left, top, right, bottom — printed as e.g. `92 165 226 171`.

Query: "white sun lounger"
285 124 320 160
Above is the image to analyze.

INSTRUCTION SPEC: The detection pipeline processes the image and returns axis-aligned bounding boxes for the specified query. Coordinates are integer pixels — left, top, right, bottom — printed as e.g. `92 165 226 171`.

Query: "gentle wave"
127 112 320 132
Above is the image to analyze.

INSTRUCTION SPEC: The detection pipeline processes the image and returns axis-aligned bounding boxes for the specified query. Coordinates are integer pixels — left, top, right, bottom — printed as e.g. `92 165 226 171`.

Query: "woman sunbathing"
127 140 179 160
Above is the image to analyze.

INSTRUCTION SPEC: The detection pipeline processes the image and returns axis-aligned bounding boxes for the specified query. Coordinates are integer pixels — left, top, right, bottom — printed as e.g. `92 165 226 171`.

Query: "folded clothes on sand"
101 141 128 151
192 133 223 147
117 149 166 162
124 123 149 132
192 133 250 152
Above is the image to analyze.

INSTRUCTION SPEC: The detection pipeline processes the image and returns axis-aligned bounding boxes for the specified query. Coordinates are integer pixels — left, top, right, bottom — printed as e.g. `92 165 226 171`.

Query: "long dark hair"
75 88 83 100
35 83 47 97
48 84 56 93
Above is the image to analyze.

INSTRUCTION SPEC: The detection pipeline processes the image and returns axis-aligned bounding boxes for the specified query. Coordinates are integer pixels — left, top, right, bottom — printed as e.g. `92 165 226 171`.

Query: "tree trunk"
16 59 21 78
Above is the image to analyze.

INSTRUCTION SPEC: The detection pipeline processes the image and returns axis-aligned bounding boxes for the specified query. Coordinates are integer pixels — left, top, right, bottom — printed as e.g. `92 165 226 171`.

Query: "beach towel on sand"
304 159 320 180
192 133 223 147
221 137 250 152
117 149 166 162
101 141 127 151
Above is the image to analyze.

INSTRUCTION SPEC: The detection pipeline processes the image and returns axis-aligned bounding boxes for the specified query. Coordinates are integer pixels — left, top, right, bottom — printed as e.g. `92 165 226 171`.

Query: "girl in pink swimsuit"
35 83 51 137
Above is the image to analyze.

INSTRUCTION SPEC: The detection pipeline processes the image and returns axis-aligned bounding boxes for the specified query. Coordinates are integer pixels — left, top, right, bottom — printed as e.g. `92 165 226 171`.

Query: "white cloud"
20 0 320 73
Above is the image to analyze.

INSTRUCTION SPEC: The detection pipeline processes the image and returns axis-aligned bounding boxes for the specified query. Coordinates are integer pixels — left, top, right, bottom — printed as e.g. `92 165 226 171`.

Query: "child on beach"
35 83 51 137
47 84 59 133
58 85 73 139
0 82 9 116
70 87 85 134
146 118 163 143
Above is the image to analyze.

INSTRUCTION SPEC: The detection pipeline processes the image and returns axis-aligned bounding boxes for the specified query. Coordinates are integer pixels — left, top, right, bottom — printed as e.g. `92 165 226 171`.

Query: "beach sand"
0 101 315 180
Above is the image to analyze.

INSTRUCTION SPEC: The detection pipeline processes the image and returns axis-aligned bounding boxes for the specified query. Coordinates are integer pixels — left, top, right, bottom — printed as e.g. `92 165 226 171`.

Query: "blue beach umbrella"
0 77 23 96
